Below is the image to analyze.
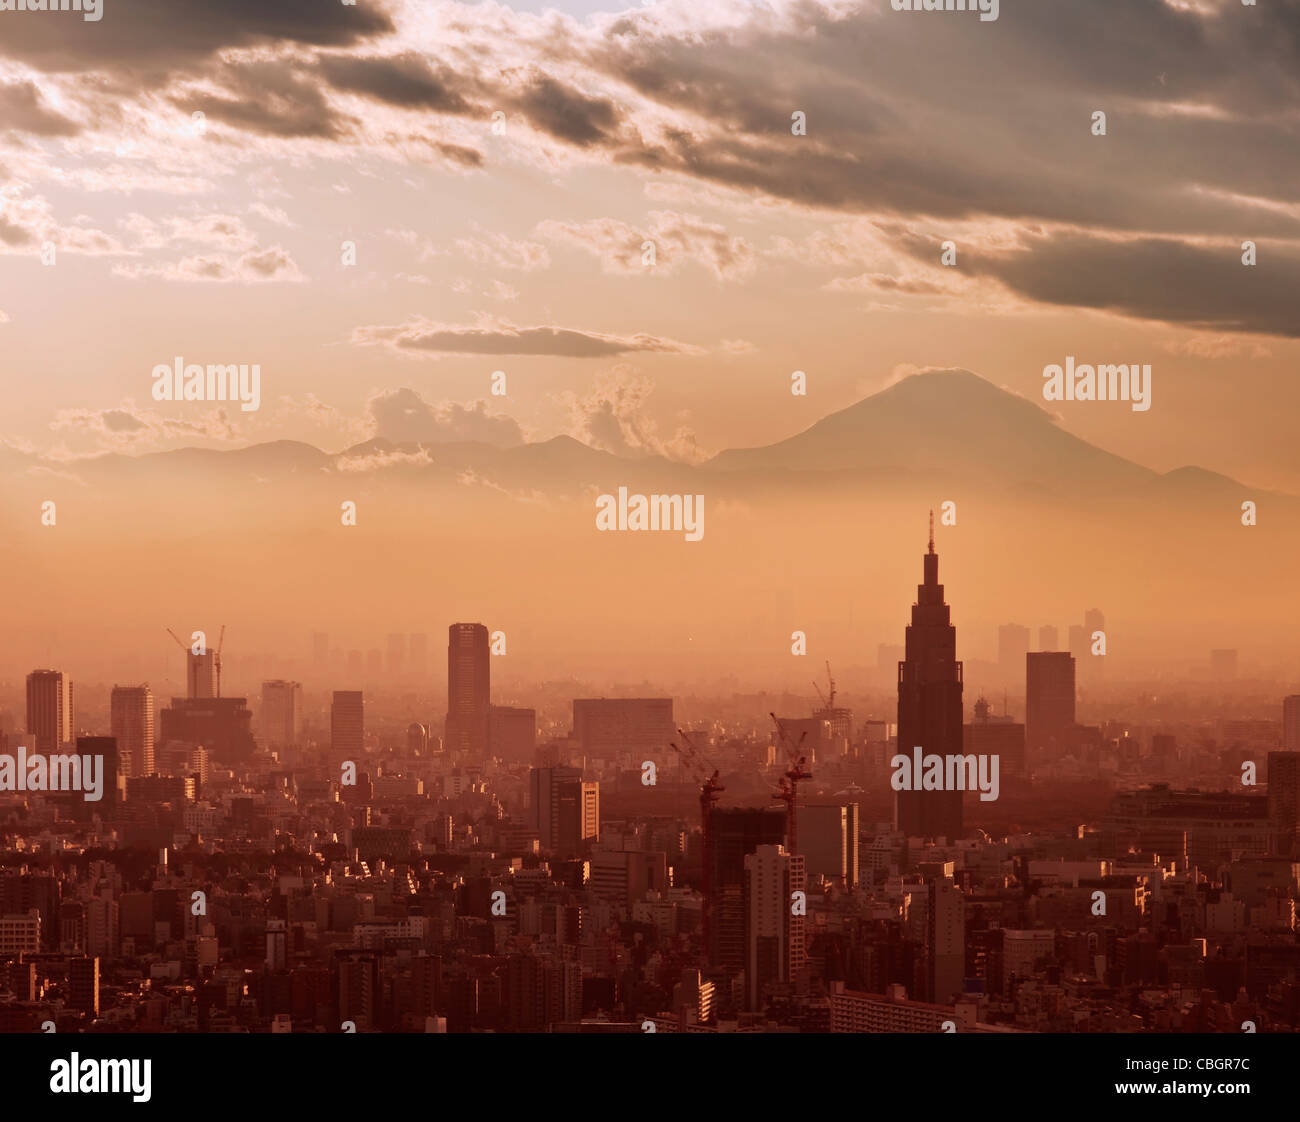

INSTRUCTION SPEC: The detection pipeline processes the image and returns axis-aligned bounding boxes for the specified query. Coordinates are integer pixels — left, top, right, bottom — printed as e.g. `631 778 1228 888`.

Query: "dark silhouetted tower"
445 623 490 756
895 518 964 840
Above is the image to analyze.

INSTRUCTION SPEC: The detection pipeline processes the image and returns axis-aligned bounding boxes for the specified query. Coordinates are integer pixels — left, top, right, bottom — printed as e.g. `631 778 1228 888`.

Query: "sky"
0 0 1297 686
0 0 1297 485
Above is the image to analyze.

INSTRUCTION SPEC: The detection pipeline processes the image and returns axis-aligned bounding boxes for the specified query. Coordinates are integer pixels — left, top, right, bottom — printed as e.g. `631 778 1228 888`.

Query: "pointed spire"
928 509 935 554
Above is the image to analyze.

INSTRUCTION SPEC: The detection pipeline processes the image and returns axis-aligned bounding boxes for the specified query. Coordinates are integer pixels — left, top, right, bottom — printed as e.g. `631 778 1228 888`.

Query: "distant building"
331 691 364 757
445 623 490 756
529 766 599 856
965 696 1026 780
110 684 154 778
26 669 73 754
261 680 303 748
997 624 1030 680
1268 752 1300 859
572 698 674 756
68 955 99 1017
160 696 254 762
801 802 859 887
1284 696 1300 752
489 706 536 762
1026 652 1075 756
743 844 805 1010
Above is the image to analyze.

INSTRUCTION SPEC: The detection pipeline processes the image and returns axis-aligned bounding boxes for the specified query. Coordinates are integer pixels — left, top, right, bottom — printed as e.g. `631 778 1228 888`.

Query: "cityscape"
3 525 1299 1035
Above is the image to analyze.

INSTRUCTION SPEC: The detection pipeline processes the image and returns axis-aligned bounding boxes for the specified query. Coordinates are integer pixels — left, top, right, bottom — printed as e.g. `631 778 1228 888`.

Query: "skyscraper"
1026 652 1076 757
743 844 806 1011
261 680 303 747
26 669 73 753
1268 752 1300 858
529 766 599 856
110 684 154 778
895 520 964 841
926 874 965 1004
186 649 216 699
1284 695 1300 752
709 806 788 971
331 691 364 757
445 623 490 756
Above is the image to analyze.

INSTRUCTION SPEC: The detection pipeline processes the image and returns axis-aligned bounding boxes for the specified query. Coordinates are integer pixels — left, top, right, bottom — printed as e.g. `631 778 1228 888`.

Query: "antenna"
928 509 935 554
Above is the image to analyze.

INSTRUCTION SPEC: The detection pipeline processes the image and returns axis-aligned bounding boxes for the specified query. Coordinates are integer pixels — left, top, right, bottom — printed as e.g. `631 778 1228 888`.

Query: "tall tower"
26 669 73 754
110 684 154 778
895 516 964 840
445 623 490 756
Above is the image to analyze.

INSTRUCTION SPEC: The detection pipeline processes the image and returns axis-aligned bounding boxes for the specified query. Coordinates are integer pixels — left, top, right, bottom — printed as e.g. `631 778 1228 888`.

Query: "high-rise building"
926 875 965 1005
68 955 100 1017
110 684 154 778
529 766 599 856
159 697 255 762
1067 624 1088 663
331 691 364 757
743 844 805 1011
1268 752 1300 858
965 696 1026 780
186 649 216 699
445 624 490 756
801 802 859 887
1284 696 1300 752
26 669 73 754
1026 652 1075 756
997 625 1030 680
895 522 964 841
1038 625 1058 652
709 807 788 971
261 680 303 747
572 698 675 756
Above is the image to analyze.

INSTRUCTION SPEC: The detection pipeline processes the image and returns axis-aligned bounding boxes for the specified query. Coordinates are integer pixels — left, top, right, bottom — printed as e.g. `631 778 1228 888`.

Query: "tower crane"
669 729 724 959
769 713 812 856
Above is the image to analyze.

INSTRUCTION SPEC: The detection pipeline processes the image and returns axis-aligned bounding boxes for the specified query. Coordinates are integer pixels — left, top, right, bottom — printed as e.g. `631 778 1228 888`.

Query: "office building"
110 684 154 778
965 696 1027 780
26 669 73 754
572 698 675 756
895 523 964 840
445 623 490 756
1026 652 1075 756
529 766 599 856
261 680 303 747
160 696 255 762
68 955 99 1017
801 802 859 887
331 691 364 757
489 705 537 762
709 806 787 971
743 844 805 1010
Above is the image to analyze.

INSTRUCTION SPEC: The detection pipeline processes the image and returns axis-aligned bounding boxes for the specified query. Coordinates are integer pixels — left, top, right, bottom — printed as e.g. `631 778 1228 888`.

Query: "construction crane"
769 712 812 856
215 624 226 697
812 660 837 711
669 729 724 959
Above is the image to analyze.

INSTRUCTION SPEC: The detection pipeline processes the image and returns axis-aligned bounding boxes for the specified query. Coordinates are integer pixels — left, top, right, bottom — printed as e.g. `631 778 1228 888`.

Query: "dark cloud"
952 233 1300 338
352 319 701 358
318 53 474 113
0 0 391 75
177 63 350 139
512 74 620 148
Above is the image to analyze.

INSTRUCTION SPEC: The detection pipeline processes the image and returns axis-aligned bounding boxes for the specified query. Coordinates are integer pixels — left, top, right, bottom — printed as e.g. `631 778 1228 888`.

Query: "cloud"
563 369 709 463
365 389 525 448
50 400 237 448
537 210 756 280
351 317 703 358
112 244 304 283
0 81 79 136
